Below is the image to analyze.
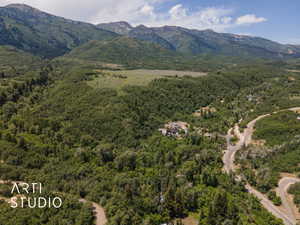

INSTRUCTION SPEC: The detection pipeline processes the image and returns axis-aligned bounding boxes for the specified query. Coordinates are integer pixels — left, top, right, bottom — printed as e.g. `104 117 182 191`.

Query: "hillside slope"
0 4 118 58
0 45 40 67
64 36 272 71
65 36 180 67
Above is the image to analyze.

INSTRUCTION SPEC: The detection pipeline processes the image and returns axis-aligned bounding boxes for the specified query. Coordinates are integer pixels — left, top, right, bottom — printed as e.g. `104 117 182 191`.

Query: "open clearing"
88 69 207 90
287 69 300 73
101 69 207 77
289 95 300 100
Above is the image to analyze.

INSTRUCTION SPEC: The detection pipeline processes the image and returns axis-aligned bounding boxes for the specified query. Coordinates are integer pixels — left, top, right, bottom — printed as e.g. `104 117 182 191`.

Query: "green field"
87 69 207 89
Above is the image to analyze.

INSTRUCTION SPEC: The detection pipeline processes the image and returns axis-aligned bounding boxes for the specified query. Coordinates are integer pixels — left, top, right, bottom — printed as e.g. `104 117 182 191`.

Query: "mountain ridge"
98 21 300 58
0 3 299 59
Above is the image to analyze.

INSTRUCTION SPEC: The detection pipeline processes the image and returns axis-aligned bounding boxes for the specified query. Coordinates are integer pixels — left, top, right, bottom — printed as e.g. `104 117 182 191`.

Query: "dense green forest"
1 56 297 224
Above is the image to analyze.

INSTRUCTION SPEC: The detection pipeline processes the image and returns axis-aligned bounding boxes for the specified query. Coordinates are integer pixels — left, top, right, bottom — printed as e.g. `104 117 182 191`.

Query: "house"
159 121 189 138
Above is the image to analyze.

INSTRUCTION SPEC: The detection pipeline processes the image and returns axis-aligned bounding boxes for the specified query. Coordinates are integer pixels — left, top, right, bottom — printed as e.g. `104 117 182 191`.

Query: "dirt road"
79 198 107 225
223 107 300 225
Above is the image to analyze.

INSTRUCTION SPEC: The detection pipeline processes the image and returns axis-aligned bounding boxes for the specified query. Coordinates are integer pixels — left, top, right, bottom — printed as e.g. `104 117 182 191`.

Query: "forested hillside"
63 36 267 72
1 56 298 224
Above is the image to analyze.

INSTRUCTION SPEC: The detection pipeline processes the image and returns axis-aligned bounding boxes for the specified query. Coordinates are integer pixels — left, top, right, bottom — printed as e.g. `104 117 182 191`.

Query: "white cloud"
0 0 267 32
143 7 237 32
89 0 167 25
140 4 154 16
236 14 267 25
0 0 166 23
169 4 187 20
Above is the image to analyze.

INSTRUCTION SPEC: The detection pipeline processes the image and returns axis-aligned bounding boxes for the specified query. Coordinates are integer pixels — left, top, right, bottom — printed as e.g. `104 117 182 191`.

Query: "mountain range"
98 21 300 58
0 3 300 60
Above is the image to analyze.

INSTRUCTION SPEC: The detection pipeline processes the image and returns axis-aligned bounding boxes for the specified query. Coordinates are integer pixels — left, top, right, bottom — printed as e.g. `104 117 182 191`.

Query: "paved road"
223 107 300 225
278 177 300 223
223 126 243 173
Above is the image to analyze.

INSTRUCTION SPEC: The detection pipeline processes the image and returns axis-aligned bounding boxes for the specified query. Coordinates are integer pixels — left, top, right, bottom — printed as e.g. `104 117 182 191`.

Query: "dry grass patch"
287 70 300 73
182 215 199 225
289 95 300 100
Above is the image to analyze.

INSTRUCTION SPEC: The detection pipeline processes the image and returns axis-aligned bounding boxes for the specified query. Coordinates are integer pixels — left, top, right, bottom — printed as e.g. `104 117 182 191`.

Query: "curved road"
278 177 300 223
79 198 107 225
223 107 300 225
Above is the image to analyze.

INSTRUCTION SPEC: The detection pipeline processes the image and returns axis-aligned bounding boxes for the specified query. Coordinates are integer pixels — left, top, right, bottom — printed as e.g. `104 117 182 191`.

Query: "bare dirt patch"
182 216 198 225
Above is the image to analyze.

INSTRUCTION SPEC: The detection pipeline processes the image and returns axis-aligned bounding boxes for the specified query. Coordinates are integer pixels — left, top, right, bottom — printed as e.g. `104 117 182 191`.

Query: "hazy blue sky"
1 0 299 44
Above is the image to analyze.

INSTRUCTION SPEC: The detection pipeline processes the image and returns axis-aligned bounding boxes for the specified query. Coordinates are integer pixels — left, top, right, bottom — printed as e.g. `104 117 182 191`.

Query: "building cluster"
159 121 189 138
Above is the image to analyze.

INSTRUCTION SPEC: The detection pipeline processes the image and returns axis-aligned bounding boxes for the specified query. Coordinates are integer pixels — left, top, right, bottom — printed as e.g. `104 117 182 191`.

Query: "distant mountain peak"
106 21 132 29
0 3 117 58
202 29 216 33
4 3 50 18
97 21 133 35
136 24 148 29
5 3 38 11
116 21 132 27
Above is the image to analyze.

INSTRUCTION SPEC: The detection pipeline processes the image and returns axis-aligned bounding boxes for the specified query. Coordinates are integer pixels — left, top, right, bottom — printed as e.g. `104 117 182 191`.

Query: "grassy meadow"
87 69 207 90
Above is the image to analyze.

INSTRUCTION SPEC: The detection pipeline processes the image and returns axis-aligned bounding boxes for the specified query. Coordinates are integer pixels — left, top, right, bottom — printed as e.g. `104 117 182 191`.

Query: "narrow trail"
0 180 107 225
222 107 300 225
